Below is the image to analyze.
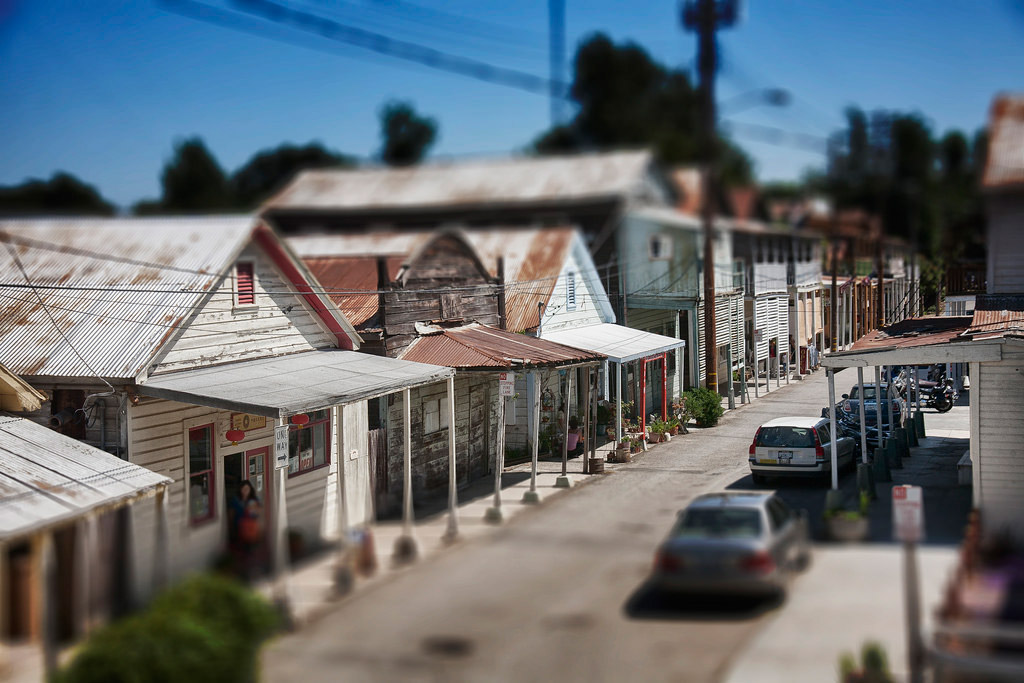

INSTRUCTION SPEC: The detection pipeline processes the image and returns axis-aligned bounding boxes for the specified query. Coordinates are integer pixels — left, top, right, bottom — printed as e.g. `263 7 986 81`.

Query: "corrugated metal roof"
137 348 455 417
849 316 973 352
289 227 577 333
0 415 171 542
965 294 1024 338
0 216 257 380
983 94 1024 190
264 150 654 212
399 323 603 369
541 323 685 363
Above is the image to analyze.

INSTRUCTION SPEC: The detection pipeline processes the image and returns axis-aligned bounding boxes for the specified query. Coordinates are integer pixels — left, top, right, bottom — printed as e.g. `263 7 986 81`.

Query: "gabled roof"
289 226 583 333
983 94 1024 190
0 217 358 381
264 150 656 213
0 414 171 542
398 323 603 370
850 315 973 352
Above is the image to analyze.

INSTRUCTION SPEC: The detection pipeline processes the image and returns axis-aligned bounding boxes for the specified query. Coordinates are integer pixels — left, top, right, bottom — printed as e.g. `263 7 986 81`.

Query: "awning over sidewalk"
822 316 1002 367
0 415 171 542
138 349 455 418
399 323 604 370
540 323 684 363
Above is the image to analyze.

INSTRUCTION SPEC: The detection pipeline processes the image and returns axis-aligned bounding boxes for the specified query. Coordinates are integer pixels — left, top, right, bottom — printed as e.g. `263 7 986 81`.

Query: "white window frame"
423 397 450 434
183 415 220 528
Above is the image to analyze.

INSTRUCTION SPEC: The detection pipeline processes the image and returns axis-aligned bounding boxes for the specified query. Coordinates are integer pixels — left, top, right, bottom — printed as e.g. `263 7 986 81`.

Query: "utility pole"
683 0 738 393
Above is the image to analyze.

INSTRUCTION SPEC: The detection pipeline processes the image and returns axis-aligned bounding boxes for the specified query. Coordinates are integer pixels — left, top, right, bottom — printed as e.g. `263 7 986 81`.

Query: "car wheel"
795 545 812 572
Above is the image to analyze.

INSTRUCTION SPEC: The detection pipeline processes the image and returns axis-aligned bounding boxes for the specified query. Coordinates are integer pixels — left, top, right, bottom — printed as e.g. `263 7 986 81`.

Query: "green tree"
531 33 753 187
0 172 116 216
378 100 438 166
231 142 355 208
158 137 233 213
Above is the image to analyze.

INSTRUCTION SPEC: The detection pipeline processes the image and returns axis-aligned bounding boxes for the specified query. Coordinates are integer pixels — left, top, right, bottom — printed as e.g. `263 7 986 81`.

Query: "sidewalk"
723 407 971 682
257 442 627 627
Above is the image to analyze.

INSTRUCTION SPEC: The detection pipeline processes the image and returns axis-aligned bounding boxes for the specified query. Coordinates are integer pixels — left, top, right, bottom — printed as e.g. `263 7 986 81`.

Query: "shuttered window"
235 262 255 306
566 271 577 310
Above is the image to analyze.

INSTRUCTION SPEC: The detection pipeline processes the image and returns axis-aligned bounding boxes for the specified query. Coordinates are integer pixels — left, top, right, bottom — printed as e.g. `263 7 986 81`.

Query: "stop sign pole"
894 485 924 683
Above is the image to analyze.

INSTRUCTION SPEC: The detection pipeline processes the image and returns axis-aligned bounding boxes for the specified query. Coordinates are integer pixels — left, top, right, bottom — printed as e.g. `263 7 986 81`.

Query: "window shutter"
566 272 576 310
236 262 255 305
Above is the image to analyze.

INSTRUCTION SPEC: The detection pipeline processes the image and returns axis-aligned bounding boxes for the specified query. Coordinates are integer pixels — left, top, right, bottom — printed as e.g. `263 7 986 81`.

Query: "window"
565 271 577 310
288 409 330 476
816 425 831 445
188 424 215 525
674 508 762 539
755 426 815 448
648 234 672 261
424 397 450 434
235 261 255 307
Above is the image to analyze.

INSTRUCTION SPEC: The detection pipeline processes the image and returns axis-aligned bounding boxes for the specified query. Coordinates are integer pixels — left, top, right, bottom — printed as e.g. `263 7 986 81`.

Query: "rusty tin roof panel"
0 414 171 541
265 150 653 211
850 315 973 352
0 216 256 379
966 294 1024 337
304 255 405 327
399 323 603 369
983 94 1024 190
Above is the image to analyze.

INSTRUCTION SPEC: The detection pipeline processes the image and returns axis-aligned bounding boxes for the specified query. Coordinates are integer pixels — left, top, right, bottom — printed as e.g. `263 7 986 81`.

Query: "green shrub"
682 387 725 428
837 641 893 683
58 573 279 683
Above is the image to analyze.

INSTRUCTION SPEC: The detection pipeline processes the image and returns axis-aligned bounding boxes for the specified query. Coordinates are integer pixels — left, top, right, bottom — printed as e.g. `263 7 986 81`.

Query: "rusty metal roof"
0 414 171 542
983 94 1024 190
0 216 257 380
290 227 578 333
965 294 1024 338
399 323 603 369
850 315 973 352
264 150 655 212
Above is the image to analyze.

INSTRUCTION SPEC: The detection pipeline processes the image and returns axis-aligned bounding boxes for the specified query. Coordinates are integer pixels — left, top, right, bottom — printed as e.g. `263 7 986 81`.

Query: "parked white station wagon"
748 417 856 485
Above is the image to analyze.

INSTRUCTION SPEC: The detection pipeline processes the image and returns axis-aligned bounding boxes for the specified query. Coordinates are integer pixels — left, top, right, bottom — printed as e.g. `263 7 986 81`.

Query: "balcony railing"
946 264 986 295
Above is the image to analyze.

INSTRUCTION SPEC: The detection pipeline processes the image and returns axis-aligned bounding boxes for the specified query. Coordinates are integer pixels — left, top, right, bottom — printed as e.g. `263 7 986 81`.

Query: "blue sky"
2 0 1023 208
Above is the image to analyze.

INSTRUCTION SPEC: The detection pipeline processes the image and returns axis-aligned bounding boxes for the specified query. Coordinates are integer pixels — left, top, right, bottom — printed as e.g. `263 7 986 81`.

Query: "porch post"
640 360 647 435
555 369 572 489
661 354 668 420
487 381 508 519
584 366 592 472
272 416 292 619
614 362 622 445
153 486 169 593
445 376 460 539
828 369 839 490
887 366 896 441
752 305 760 398
37 531 57 679
857 367 868 464
0 541 7 642
726 345 735 409
875 365 884 451
794 290 802 377
395 388 416 560
75 516 93 637
333 405 354 590
524 370 541 502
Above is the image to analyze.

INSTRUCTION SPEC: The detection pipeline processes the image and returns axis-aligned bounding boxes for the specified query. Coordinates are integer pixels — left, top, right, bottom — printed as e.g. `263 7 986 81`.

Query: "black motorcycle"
892 366 957 413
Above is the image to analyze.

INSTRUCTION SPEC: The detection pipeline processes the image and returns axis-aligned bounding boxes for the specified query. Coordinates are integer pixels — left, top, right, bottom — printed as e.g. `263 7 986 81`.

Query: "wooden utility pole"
683 0 738 393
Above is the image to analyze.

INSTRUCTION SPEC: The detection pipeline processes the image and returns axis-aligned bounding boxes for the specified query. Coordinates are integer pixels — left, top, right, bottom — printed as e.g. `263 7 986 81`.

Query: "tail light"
813 430 825 460
655 550 682 573
741 550 775 574
749 428 760 456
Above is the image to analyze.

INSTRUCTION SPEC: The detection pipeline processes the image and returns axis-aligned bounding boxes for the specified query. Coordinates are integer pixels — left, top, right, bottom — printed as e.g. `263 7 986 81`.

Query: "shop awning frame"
540 323 685 364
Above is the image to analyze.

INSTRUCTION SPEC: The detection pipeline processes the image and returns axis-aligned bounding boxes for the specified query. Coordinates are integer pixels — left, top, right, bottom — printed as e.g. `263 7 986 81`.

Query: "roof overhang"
541 323 685 364
822 340 1004 368
137 350 454 418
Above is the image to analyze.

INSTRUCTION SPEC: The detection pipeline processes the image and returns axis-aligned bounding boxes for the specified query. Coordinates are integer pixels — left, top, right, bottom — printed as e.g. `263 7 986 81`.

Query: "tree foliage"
232 142 354 208
531 33 753 187
0 172 116 216
378 100 438 166
159 137 233 213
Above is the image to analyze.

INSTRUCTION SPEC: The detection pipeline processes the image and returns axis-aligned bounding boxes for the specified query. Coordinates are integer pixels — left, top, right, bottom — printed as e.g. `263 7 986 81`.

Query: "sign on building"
893 485 924 542
274 424 290 470
231 413 267 431
498 371 515 397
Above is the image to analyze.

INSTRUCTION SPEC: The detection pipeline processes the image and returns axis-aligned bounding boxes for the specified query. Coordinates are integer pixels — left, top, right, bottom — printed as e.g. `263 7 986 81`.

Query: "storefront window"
188 424 215 524
288 409 330 475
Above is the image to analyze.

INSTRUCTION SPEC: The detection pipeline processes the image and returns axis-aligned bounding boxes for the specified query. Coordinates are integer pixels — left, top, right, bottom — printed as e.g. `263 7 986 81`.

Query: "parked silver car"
651 492 811 597
748 416 856 485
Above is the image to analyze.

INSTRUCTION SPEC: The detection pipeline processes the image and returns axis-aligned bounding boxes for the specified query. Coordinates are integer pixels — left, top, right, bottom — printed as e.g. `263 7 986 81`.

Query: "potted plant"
647 417 666 444
825 491 870 542
666 417 681 436
838 641 893 683
612 436 631 463
629 436 642 454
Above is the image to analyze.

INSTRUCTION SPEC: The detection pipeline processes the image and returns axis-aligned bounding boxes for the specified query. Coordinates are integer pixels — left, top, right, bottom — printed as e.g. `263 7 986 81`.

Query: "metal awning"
0 415 171 542
138 349 455 418
541 323 685 364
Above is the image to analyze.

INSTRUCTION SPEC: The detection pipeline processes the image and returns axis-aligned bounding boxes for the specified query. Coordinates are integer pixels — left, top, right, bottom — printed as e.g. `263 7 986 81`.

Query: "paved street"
262 369 970 682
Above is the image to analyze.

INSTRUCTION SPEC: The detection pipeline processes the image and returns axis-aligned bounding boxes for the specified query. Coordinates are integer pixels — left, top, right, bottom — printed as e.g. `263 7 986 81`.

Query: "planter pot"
588 457 605 474
826 515 869 542
612 446 631 463
668 426 679 436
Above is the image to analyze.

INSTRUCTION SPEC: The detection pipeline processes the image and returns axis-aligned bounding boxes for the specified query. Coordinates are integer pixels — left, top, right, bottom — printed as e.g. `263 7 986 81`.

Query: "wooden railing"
945 265 986 295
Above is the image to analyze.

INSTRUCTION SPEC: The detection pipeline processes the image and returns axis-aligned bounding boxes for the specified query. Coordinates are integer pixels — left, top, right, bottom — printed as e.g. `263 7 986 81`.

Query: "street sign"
498 371 515 397
274 424 290 470
893 485 924 542
754 328 763 343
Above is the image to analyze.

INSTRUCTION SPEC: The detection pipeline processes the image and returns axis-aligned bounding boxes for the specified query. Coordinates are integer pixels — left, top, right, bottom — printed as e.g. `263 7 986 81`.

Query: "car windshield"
756 426 816 448
851 386 888 401
675 508 763 539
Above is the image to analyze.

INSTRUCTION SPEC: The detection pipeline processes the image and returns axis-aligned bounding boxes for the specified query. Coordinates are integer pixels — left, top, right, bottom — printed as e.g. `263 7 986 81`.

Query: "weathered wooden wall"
19 382 127 457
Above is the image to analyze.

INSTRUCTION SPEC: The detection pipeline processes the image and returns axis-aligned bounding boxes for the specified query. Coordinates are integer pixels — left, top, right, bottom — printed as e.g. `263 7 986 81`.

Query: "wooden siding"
18 382 127 457
149 243 336 375
976 346 1024 538
987 196 1024 294
540 246 609 334
384 375 496 513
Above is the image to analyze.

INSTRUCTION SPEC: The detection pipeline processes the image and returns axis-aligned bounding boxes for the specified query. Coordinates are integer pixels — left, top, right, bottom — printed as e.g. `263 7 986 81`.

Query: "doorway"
224 447 271 549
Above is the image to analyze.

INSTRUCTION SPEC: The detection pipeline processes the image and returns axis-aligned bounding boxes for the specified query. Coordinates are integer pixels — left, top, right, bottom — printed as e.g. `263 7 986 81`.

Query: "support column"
523 371 541 503
333 405 354 590
887 366 896 440
272 416 292 621
445 376 459 539
640 360 647 435
394 389 416 560
153 487 169 593
583 366 593 471
875 365 884 451
76 516 94 637
794 290 802 378
487 383 510 517
828 369 839 490
614 362 622 445
661 354 669 419
726 344 735 409
857 367 868 464
38 532 57 679
554 370 572 490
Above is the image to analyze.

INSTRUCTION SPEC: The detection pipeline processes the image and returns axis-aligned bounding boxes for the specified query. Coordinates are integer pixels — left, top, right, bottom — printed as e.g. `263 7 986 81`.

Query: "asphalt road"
264 370 844 683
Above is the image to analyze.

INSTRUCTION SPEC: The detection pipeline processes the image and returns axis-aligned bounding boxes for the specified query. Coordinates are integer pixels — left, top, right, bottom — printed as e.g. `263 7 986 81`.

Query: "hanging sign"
498 371 515 397
231 413 267 431
274 424 290 470
893 485 924 542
